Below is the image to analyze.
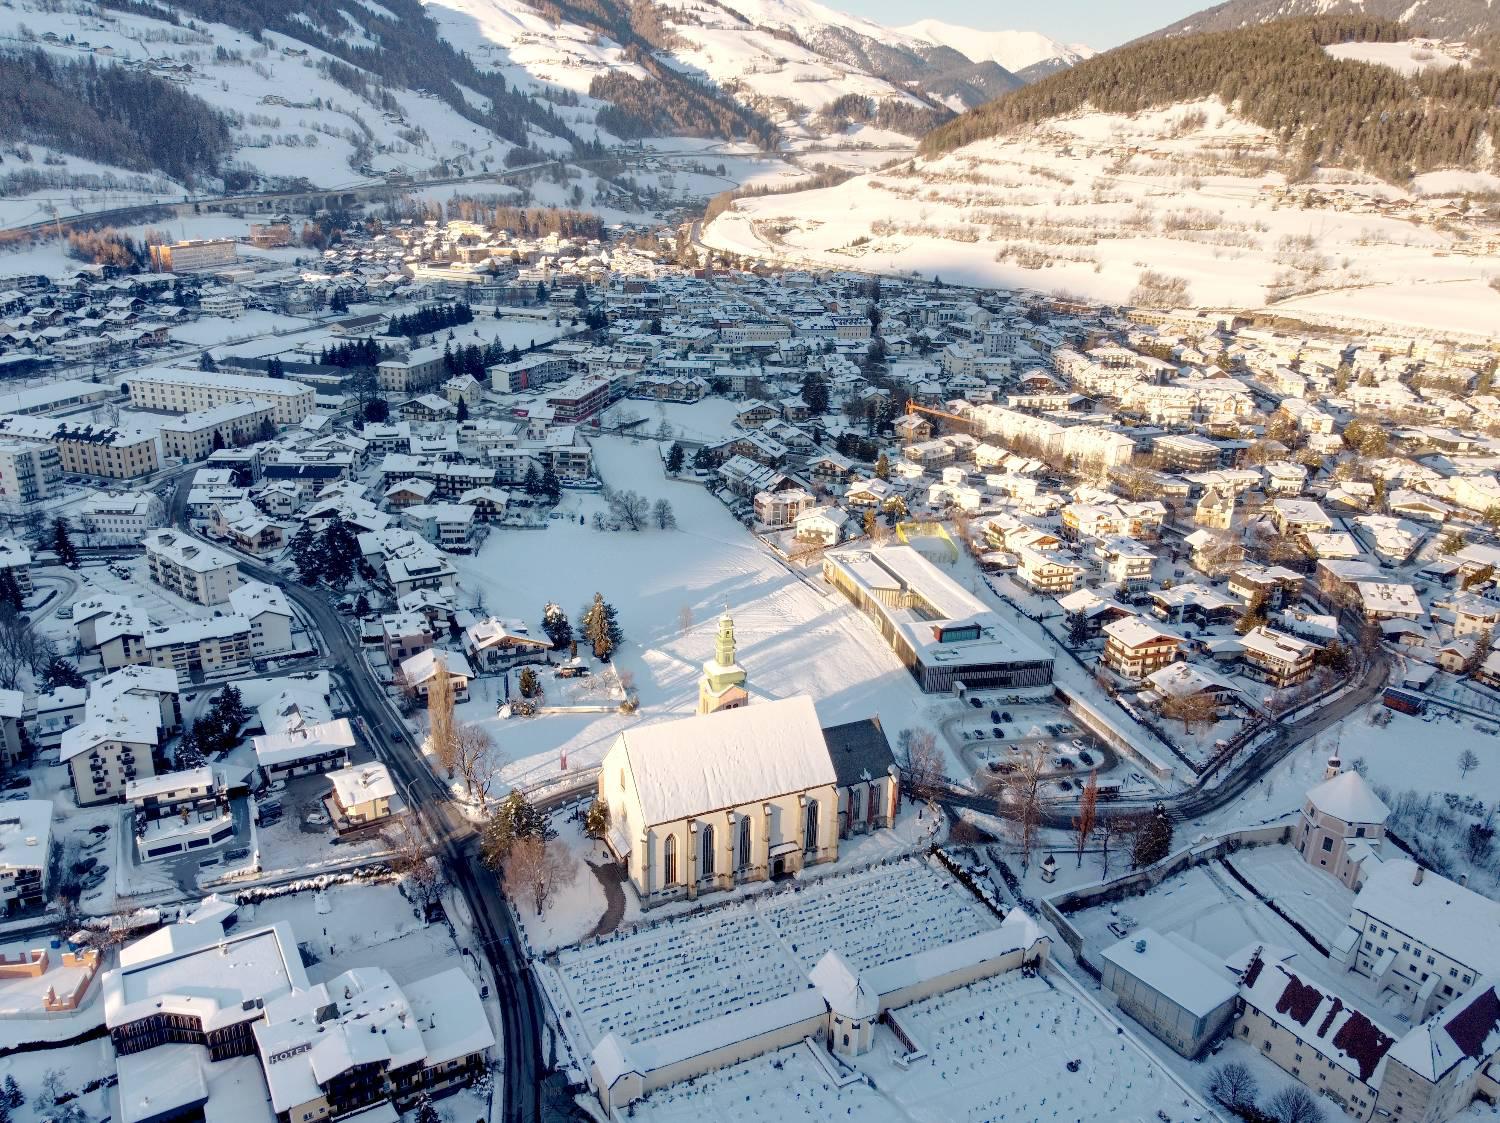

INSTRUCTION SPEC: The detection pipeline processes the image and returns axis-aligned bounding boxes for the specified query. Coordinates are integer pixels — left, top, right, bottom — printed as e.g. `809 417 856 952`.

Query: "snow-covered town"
0 0 1499 1121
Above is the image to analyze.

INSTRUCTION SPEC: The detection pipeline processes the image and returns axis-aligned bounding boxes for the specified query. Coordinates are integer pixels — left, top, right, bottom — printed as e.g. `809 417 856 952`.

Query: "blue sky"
838 0 1206 50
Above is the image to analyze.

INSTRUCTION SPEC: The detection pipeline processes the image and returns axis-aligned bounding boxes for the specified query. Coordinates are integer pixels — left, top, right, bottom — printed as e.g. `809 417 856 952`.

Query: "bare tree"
501 835 578 916
385 817 446 920
1459 748 1481 779
0 611 31 690
895 727 946 803
653 498 676 529
1073 769 1098 869
678 605 694 635
607 489 649 531
453 722 496 810
1159 691 1219 733
1207 1062 1258 1111
1266 1086 1323 1123
998 742 1046 873
426 658 457 777
1096 812 1123 878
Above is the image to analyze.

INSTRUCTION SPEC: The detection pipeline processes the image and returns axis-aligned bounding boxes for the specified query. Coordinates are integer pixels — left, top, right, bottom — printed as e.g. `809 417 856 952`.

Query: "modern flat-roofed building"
0 799 52 913
143 530 241 606
822 545 1054 692
148 238 238 273
1101 928 1237 1058
120 368 314 426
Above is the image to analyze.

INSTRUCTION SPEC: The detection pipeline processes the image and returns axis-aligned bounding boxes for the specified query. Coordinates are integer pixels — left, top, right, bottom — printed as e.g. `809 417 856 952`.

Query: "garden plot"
547 857 997 1059
630 970 1203 1123
1225 843 1356 950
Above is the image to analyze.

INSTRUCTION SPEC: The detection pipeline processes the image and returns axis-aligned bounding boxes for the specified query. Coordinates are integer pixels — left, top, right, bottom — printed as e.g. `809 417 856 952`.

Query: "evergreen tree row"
389 302 472 340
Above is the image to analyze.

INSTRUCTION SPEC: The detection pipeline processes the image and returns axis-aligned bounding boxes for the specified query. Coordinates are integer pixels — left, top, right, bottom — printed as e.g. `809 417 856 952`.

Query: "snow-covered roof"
612 696 836 826
1350 861 1500 980
105 921 307 1034
328 763 396 808
1305 770 1389 825
0 798 52 870
253 718 355 768
810 950 878 1020
1386 980 1500 1083
1101 928 1236 1018
126 766 214 803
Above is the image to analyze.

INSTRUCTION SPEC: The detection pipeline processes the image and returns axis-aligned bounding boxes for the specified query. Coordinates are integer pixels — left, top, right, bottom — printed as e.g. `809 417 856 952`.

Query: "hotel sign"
268 1042 312 1065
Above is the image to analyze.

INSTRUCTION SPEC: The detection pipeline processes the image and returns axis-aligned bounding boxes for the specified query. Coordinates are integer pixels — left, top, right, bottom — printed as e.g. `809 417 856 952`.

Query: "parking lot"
941 699 1138 795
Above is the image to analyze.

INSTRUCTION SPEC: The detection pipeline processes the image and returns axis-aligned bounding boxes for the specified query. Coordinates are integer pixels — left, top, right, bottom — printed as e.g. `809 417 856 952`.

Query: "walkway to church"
585 860 627 939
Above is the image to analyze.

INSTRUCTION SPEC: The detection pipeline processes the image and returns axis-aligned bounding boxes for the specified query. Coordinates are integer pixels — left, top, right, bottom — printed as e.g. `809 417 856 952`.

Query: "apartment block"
159 398 275 461
142 530 241 606
121 368 314 425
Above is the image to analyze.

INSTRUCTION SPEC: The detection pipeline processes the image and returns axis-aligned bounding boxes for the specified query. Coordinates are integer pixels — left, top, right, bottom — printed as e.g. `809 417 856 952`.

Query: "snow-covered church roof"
1306 769 1389 825
612 696 836 826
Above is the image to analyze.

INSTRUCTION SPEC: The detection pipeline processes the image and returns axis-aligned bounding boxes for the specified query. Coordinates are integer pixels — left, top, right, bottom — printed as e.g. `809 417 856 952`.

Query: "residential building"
253 718 355 783
60 708 158 805
143 530 241 606
121 368 314 425
1240 625 1320 687
229 580 295 657
159 399 275 461
148 238 237 272
74 493 165 544
0 441 60 505
754 487 815 529
1102 616 1181 680
398 649 473 701
0 799 51 913
324 762 399 833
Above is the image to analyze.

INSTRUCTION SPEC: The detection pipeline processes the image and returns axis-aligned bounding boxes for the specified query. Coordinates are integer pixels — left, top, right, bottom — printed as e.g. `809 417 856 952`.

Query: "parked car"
989 709 1001 723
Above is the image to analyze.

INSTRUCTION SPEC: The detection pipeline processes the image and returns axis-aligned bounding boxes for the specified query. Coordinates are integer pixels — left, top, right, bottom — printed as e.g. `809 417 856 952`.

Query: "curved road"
941 654 1390 829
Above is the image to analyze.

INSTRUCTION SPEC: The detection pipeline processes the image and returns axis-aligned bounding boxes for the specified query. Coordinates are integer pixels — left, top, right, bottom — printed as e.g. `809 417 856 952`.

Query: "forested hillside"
1149 0 1499 41
98 0 581 151
0 49 231 184
920 16 1500 183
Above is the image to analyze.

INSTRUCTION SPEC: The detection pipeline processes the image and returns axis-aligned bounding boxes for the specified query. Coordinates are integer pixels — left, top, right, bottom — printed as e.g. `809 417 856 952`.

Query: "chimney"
1324 755 1342 781
1412 866 1424 886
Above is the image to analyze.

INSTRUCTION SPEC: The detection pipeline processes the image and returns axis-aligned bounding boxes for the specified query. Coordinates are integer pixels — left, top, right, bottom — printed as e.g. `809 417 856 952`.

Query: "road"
939 654 1390 829
167 488 548 1123
4 148 784 238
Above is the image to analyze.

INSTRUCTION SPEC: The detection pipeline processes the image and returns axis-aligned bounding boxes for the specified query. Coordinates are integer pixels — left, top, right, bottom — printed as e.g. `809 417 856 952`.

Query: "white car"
306 811 329 826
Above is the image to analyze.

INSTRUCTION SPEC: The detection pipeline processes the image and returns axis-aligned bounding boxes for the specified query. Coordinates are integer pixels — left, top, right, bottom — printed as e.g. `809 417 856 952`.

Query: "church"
598 626 900 907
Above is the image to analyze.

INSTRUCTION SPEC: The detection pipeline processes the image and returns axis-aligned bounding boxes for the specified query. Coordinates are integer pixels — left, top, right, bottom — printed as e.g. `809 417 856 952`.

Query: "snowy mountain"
0 0 1088 226
1148 0 1500 40
898 19 1095 81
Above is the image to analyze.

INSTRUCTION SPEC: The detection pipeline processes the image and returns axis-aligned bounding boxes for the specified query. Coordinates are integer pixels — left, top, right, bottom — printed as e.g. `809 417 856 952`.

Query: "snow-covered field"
543 857 995 1057
628 969 1204 1123
446 436 942 788
702 97 1500 339
604 397 744 443
1323 39 1468 76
